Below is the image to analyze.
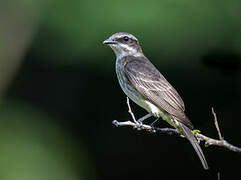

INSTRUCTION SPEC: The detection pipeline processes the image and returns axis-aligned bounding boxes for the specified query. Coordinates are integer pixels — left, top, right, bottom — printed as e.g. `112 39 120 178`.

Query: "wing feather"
124 56 193 128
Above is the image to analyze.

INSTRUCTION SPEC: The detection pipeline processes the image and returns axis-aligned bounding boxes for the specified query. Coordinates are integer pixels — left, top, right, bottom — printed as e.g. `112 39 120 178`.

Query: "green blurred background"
0 0 241 179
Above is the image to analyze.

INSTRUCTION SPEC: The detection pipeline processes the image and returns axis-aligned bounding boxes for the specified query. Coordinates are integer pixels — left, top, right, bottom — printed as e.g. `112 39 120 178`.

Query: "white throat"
110 44 143 59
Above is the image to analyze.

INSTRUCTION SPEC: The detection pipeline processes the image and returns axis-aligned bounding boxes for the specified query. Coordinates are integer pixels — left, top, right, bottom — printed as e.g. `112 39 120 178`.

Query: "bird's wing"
124 56 193 128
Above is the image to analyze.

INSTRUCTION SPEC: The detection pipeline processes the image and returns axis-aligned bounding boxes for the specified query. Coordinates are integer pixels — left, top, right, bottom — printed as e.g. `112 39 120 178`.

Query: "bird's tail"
179 123 209 170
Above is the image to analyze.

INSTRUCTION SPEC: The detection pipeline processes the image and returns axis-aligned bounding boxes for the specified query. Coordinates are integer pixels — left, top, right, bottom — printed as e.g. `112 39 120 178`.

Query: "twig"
112 97 241 153
126 97 137 123
212 107 223 140
196 133 241 153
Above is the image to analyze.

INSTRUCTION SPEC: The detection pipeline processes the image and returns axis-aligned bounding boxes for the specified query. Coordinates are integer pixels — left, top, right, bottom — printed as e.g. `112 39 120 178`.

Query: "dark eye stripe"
115 36 136 43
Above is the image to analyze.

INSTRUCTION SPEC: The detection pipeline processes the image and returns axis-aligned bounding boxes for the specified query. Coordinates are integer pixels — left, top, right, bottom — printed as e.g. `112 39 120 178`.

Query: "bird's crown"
103 32 143 58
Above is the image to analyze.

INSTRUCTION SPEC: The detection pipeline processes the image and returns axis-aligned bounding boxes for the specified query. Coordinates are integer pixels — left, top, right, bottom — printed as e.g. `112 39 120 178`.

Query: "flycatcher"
103 32 208 169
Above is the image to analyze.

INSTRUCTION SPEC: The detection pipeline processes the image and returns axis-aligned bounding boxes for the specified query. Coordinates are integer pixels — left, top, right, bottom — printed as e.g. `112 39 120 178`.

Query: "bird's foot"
148 127 156 133
134 121 145 130
150 117 159 127
148 118 159 133
133 113 153 131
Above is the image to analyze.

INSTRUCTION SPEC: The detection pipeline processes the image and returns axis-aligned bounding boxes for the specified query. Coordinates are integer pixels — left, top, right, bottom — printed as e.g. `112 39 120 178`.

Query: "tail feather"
180 123 209 170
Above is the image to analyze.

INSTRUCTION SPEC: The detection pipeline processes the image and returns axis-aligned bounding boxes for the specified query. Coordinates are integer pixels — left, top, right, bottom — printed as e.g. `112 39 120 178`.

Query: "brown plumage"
103 32 209 170
123 55 193 129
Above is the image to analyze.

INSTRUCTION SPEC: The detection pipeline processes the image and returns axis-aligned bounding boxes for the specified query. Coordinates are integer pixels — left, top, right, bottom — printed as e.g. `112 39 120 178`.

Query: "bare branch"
126 97 137 124
113 119 180 136
195 133 241 152
212 107 223 140
112 97 241 153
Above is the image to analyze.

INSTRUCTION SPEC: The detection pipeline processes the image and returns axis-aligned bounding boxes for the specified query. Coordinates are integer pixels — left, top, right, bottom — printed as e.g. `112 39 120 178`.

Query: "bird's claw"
147 118 158 133
134 121 144 130
149 127 156 133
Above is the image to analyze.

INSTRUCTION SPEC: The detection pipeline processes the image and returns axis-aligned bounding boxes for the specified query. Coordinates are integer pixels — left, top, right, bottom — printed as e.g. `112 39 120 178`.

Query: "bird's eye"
123 36 129 41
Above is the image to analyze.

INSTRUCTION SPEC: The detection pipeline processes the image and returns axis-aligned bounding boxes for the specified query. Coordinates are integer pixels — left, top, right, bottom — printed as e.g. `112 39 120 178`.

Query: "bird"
103 32 209 170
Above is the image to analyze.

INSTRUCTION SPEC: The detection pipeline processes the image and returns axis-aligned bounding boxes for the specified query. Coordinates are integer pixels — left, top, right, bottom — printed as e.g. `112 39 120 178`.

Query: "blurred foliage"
30 0 241 66
0 0 241 179
0 101 95 180
0 0 46 97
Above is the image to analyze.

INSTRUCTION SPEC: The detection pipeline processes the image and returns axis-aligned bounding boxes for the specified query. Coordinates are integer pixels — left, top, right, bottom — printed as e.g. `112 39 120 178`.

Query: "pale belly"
116 68 148 110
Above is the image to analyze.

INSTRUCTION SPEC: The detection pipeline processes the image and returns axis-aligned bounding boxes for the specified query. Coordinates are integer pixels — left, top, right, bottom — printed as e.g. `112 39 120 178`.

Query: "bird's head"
103 32 143 58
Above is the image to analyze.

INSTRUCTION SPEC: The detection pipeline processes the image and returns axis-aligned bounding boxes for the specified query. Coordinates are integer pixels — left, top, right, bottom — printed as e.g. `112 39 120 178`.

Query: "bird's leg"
150 117 160 128
148 117 160 133
137 113 153 124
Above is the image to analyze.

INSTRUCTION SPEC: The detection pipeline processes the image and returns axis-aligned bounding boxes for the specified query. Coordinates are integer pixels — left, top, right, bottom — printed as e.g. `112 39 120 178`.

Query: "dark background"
0 0 240 179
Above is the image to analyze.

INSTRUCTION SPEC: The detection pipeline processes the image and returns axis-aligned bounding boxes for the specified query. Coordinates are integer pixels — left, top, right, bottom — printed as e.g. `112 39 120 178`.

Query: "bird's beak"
103 38 117 45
